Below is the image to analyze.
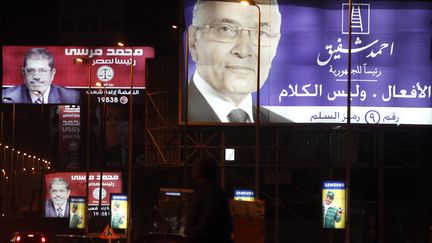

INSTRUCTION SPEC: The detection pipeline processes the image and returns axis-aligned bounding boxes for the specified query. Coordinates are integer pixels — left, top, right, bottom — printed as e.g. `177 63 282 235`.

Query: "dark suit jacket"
2 84 80 104
44 199 70 218
187 80 291 123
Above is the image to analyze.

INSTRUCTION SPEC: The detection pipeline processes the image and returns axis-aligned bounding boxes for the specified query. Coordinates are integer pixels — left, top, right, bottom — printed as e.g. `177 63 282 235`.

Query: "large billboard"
181 0 432 125
2 46 155 105
44 172 122 218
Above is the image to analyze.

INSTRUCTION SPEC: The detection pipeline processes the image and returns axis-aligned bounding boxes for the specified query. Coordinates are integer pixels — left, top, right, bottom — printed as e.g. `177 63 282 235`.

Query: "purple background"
184 0 432 108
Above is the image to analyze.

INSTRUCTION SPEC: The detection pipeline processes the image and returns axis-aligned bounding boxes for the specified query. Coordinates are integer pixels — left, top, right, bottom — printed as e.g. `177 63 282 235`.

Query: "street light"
32 90 46 216
75 57 92 236
2 98 16 149
240 0 262 197
117 41 134 243
95 81 106 218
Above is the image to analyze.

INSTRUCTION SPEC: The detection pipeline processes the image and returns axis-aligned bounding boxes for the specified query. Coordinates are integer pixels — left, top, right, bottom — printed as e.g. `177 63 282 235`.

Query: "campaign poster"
2 46 154 105
69 196 86 229
110 194 128 229
181 0 432 125
322 181 346 229
44 172 122 212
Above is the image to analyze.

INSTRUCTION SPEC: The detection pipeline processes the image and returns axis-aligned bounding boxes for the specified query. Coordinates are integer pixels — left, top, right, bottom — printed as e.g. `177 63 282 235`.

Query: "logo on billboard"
97 65 114 82
93 188 107 200
342 3 370 35
119 96 128 104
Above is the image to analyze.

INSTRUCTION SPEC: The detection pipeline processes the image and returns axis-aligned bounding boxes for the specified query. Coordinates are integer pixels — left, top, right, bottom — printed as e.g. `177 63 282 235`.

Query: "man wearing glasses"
2 48 80 104
187 0 289 123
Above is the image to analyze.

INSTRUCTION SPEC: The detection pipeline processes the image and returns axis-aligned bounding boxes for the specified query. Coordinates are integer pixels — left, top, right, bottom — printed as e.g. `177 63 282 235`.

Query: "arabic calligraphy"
317 37 394 67
279 84 323 102
309 110 400 124
65 48 144 58
85 89 140 96
329 63 382 78
382 82 432 101
278 82 432 103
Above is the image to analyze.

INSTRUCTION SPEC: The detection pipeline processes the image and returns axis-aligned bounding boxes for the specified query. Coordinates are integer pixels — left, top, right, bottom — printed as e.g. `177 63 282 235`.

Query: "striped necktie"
57 207 63 217
34 97 42 104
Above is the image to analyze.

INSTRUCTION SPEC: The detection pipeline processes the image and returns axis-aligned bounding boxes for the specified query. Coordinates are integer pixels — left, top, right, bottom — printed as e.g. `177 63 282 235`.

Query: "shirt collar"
56 200 67 212
193 72 254 122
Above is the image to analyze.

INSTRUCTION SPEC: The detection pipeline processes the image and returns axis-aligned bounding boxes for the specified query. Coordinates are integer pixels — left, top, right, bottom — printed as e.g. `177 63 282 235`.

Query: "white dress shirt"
193 72 254 122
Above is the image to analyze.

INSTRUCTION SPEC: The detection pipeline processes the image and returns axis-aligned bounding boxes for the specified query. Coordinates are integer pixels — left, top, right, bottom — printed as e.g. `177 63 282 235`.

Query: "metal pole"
85 61 92 236
99 85 106 219
39 93 44 216
344 1 353 243
127 46 135 243
0 104 3 142
11 101 15 214
254 3 261 198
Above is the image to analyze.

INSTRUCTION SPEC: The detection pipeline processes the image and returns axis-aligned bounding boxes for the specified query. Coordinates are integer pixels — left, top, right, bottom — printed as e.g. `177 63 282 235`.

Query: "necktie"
57 207 63 217
227 108 249 122
34 97 42 104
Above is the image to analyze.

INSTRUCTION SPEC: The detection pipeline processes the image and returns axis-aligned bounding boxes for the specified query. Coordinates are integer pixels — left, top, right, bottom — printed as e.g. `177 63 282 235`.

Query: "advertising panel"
234 189 255 202
182 0 432 125
69 197 86 229
322 181 346 229
2 46 155 104
110 194 128 229
44 171 122 218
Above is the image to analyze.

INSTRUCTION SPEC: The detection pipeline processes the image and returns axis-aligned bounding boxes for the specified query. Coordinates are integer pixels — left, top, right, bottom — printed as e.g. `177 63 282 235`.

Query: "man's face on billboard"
189 1 281 104
23 56 56 95
324 195 333 205
50 182 70 206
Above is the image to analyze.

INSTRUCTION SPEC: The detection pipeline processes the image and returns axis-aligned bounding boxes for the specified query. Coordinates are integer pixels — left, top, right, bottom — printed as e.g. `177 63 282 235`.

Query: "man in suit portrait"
2 47 80 104
187 0 289 123
45 177 71 218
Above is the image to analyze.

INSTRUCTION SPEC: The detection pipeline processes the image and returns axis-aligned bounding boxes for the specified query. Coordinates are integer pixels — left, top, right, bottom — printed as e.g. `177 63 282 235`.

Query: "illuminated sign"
322 180 346 229
182 0 432 125
110 194 128 229
234 189 255 202
44 172 122 218
69 197 86 229
2 46 154 104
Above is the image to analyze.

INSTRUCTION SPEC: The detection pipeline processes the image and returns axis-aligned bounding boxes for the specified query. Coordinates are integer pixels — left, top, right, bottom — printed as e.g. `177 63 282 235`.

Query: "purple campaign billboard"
182 0 432 125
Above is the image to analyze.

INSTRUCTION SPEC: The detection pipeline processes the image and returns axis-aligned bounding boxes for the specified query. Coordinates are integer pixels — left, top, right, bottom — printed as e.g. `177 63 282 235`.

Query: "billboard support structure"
345 0 353 242
241 0 262 200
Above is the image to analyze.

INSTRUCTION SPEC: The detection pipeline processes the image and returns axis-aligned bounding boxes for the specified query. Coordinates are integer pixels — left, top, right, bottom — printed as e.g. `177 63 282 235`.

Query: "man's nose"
230 30 254 58
32 75 41 80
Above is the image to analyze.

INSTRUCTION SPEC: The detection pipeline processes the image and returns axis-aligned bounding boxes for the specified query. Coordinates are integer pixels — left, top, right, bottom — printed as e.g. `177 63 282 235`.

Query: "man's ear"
188 26 198 62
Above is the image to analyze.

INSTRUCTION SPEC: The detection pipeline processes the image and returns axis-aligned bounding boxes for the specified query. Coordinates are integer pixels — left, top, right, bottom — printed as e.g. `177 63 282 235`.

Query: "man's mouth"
225 65 255 73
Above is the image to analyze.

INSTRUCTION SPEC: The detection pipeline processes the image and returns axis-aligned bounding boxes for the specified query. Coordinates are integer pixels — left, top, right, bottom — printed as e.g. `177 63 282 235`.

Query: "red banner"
45 171 122 205
2 46 154 88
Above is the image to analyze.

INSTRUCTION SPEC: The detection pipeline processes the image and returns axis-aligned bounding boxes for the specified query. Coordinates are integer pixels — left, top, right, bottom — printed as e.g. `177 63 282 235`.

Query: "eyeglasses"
24 68 51 75
194 23 280 47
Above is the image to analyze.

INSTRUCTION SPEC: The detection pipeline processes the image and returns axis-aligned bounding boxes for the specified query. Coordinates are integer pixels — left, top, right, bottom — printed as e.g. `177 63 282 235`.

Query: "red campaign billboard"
2 46 155 89
44 171 122 206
